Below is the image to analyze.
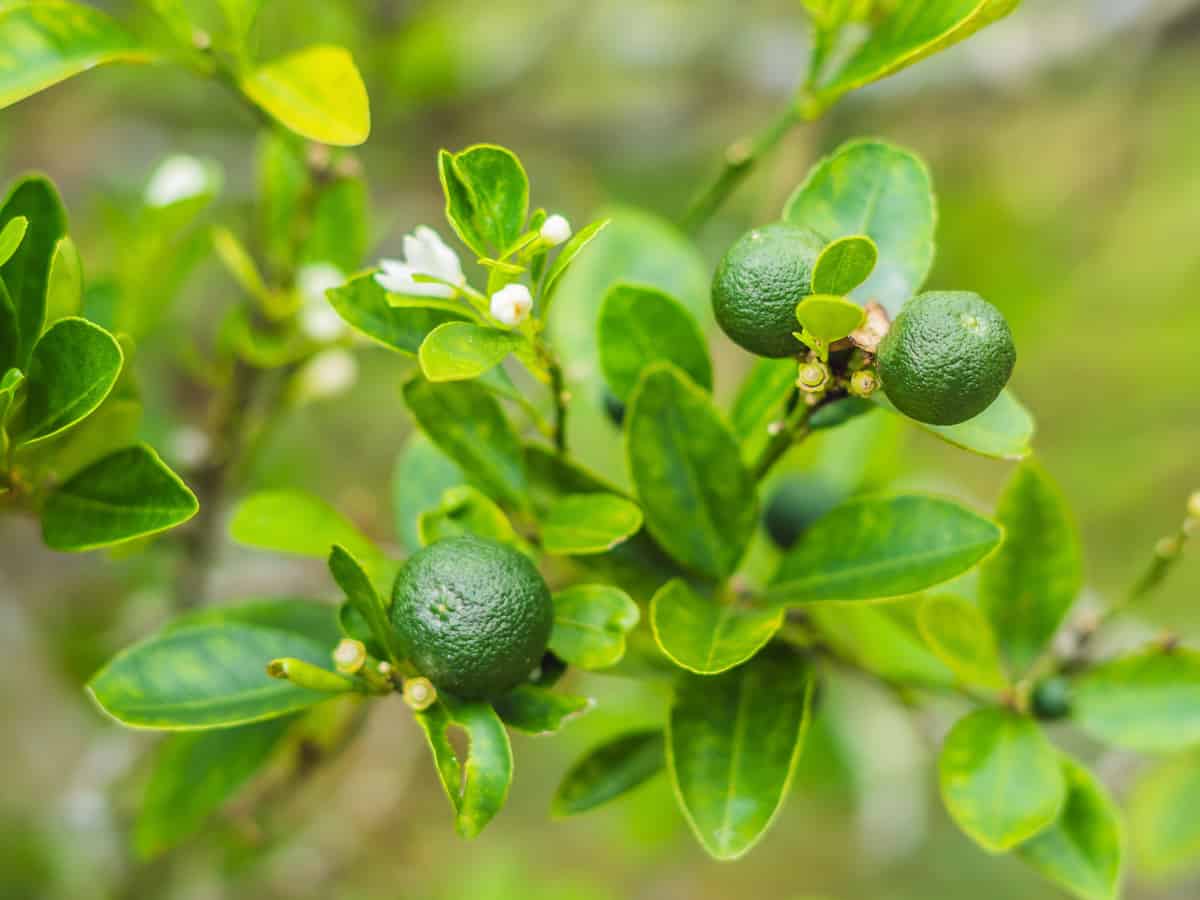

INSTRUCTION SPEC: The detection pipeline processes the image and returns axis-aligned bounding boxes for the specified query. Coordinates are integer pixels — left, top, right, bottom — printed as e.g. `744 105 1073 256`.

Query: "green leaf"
939 708 1066 853
541 218 610 312
0 2 150 110
403 377 527 508
811 235 878 296
328 271 468 355
417 484 524 550
783 140 934 315
541 492 643 556
626 363 756 579
328 545 398 664
135 718 292 858
808 598 954 688
794 293 866 343
1128 752 1200 879
15 317 122 447
597 282 712 401
41 444 198 551
419 321 525 382
393 433 464 552
917 594 1008 690
492 684 592 735
769 495 1003 605
668 649 815 860
169 597 342 648
440 144 529 255
1016 756 1124 900
1 173 68 366
650 579 782 675
88 623 335 730
415 695 513 838
1070 649 1200 753
729 358 797 464
874 387 1035 460
549 584 640 670
0 285 18 375
0 215 27 266
979 461 1082 673
552 730 665 817
46 235 83 324
239 45 370 146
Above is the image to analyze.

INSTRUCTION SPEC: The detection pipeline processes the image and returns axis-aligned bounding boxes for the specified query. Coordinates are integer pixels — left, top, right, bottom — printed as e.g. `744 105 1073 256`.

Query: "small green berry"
849 368 878 398
796 360 831 394
1031 676 1072 720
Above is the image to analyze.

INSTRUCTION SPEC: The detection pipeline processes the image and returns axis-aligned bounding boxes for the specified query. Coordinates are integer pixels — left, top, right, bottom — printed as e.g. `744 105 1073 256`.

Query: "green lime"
1031 676 1072 720
390 535 553 698
712 222 826 358
877 291 1015 426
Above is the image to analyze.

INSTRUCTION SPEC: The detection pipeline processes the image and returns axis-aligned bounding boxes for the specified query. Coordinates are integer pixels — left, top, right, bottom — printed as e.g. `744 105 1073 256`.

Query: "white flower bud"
540 214 572 246
297 263 347 341
145 155 212 207
168 425 210 468
298 349 358 399
490 283 533 327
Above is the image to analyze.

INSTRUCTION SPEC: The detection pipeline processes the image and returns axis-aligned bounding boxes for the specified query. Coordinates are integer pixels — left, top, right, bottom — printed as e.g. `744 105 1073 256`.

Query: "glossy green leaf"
939 708 1065 853
541 492 643 556
0 174 68 366
874 388 1035 460
783 140 934 315
811 235 878 296
45 235 83 324
541 218 610 312
0 215 27 266
979 460 1082 673
419 321 524 382
240 45 370 146
1128 752 1200 879
403 376 527 508
651 579 782 675
794 293 866 343
439 144 528 255
169 597 342 648
1017 756 1124 900
88 623 334 729
415 695 513 838
0 2 149 110
135 717 292 858
417 484 523 549
668 649 815 860
597 282 712 400
729 358 797 464
552 730 665 817
492 684 592 735
41 444 198 551
917 594 1008 690
392 432 464 552
808 598 954 688
328 545 397 663
16 317 122 447
627 363 756 579
1071 649 1200 753
0 284 17 375
329 271 469 354
549 584 640 670
769 495 1002 605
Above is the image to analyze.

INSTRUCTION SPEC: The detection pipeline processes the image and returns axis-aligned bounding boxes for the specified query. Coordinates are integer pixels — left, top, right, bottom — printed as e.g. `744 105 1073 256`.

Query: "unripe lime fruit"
1031 676 1072 720
712 223 825 358
390 535 553 699
877 291 1015 426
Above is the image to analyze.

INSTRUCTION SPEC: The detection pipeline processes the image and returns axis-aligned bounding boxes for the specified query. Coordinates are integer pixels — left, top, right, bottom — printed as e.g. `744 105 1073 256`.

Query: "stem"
548 356 569 454
752 392 810 481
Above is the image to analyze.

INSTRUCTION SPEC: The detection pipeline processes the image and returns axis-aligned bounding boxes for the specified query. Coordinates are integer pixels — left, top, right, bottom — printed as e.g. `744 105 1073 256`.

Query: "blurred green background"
1 0 1198 898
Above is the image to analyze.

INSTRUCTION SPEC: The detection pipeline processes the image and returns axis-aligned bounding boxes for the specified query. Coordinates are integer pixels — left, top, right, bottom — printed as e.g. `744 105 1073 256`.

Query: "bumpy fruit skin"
712 223 825 358
877 291 1016 426
391 535 553 699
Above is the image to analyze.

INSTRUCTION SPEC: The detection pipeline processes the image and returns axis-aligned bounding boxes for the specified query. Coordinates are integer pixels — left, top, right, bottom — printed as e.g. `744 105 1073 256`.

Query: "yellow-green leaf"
240 45 370 146
650 579 782 675
917 594 1008 690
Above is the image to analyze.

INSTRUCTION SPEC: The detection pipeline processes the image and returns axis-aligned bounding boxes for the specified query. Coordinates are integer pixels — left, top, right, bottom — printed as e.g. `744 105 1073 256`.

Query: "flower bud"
332 638 366 674
403 676 437 711
849 368 879 398
540 214 572 246
490 283 533 327
266 658 358 693
796 360 831 393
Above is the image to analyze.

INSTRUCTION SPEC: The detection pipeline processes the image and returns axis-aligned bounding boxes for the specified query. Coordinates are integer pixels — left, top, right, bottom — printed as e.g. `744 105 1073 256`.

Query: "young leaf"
811 235 878 296
1016 756 1124 900
135 718 293 858
540 492 643 556
328 545 397 663
552 730 666 817
327 271 469 355
626 363 756 579
417 484 524 550
403 376 527 508
492 684 592 736
808 598 955 688
783 140 934 314
46 235 83 323
0 286 18 375
418 321 525 382
597 282 712 400
541 218 610 312
873 388 1035 460
88 624 335 729
939 708 1066 853
668 649 815 860
794 294 866 343
768 495 1002 605
41 444 198 551
1 173 68 366
446 145 529 255
917 594 1008 690
0 215 27 266
1128 752 1200 880
650 579 783 675
1070 649 1200 753
393 433 464 552
0 2 150 110
979 460 1082 674
729 358 797 463
549 584 640 670
415 695 513 839
240 46 370 146
15 317 123 447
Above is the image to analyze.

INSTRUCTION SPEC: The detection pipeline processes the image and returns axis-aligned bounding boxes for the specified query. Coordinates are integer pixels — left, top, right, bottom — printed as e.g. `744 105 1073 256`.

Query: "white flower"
490 283 533 327
374 226 464 298
168 425 210 468
145 155 210 207
298 348 358 399
540 214 572 246
297 262 347 341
